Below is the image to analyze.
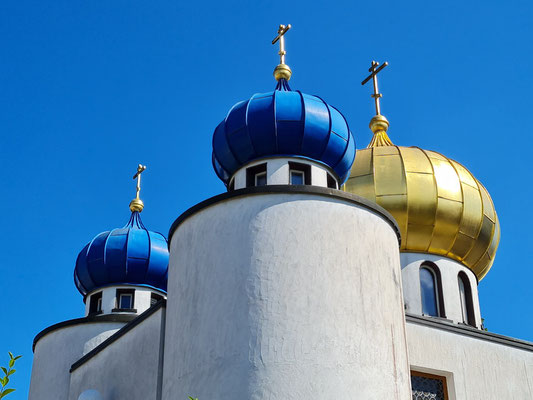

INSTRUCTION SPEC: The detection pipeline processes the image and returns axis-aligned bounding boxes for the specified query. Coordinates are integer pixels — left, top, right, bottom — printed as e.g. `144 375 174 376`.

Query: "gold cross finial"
272 24 292 81
362 61 393 147
129 164 147 212
361 60 388 115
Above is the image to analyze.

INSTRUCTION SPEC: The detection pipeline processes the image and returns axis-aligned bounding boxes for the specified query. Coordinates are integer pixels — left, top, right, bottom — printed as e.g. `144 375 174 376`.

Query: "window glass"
420 267 438 317
96 297 102 312
458 276 467 323
411 372 448 399
255 172 267 186
290 170 305 185
458 273 474 326
119 294 133 309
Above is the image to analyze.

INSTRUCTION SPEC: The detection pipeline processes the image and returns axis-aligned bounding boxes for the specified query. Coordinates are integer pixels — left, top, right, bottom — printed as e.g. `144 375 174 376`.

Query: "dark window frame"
88 291 103 315
420 262 446 318
458 272 476 327
246 163 267 187
288 162 311 185
112 288 137 313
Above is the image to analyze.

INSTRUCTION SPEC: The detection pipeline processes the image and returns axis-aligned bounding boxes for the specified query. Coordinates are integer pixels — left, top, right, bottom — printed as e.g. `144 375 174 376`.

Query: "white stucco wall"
231 157 337 189
406 320 533 399
84 286 166 317
163 191 411 400
68 307 165 400
29 321 127 400
401 253 481 328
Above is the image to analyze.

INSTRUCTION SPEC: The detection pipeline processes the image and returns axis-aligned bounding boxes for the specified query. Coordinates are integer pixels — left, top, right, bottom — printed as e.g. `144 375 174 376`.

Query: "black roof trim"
70 300 166 372
168 185 401 245
33 313 136 352
406 313 533 352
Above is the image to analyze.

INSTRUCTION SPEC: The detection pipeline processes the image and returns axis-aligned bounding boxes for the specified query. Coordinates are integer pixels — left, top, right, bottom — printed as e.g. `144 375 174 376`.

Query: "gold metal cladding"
343 146 500 280
272 24 292 81
129 164 147 212
362 60 388 116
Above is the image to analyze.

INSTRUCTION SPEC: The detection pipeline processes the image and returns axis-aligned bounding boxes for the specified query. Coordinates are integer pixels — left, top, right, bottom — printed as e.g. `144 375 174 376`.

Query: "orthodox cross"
361 61 388 115
272 24 291 65
132 164 147 201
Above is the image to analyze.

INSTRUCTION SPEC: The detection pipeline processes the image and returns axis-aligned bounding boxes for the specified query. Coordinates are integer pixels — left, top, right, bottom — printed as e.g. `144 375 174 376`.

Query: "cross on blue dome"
212 79 356 185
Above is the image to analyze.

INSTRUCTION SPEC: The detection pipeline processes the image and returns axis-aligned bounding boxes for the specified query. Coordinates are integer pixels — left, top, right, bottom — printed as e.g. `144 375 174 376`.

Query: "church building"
28 25 533 400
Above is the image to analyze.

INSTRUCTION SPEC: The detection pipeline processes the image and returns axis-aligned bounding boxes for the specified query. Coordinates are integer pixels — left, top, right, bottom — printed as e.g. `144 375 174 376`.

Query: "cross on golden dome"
129 164 147 212
272 24 292 81
361 60 388 116
361 61 393 147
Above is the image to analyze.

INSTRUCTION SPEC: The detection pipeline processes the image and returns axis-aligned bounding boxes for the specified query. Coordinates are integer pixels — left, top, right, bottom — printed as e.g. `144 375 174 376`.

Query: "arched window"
419 263 445 318
458 272 475 326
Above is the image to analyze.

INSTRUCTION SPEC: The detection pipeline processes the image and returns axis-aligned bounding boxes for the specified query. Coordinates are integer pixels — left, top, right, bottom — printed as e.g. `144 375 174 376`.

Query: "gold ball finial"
274 63 292 81
129 198 144 212
367 115 393 148
369 114 390 133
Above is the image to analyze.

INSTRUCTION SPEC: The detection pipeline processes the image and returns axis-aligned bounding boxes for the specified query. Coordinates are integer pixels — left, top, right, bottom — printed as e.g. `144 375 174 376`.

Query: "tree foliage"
0 352 21 399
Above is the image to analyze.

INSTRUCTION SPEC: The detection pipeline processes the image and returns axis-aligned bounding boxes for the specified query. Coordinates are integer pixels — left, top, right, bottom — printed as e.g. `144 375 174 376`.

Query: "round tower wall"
163 187 411 400
29 319 131 400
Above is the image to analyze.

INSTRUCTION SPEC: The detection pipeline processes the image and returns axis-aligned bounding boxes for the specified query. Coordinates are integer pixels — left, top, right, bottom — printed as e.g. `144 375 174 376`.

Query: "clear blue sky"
1 0 532 398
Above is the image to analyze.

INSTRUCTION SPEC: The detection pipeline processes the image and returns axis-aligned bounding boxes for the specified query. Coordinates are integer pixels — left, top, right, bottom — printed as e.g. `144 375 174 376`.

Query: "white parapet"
163 186 411 400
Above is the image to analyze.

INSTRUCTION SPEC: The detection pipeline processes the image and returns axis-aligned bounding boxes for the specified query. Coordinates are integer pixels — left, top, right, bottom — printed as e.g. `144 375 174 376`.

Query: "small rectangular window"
290 170 305 185
246 163 267 187
114 289 135 311
89 292 103 315
119 294 133 309
288 162 311 185
411 371 448 400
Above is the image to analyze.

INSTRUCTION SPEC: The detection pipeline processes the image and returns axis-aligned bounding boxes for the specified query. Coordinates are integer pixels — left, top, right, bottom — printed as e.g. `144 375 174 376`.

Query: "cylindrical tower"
162 51 411 398
163 187 410 399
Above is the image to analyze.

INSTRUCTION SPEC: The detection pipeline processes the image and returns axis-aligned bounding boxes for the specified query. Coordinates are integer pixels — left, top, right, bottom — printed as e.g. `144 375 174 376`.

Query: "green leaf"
7 370 14 376
7 353 13 360
0 376 6 386
13 356 21 361
1 388 16 398
7 360 13 369
0 367 6 375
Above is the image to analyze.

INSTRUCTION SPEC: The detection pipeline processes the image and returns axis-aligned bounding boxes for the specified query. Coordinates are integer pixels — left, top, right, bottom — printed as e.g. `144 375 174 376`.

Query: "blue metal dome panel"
74 212 169 296
212 81 356 185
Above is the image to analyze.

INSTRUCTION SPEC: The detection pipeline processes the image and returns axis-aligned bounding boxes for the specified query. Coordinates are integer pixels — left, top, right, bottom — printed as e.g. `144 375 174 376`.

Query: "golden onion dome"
344 115 500 280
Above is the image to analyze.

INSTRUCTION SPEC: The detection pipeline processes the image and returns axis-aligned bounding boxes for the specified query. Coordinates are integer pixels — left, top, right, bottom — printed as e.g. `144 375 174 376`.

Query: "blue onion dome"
212 79 356 185
74 211 169 296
